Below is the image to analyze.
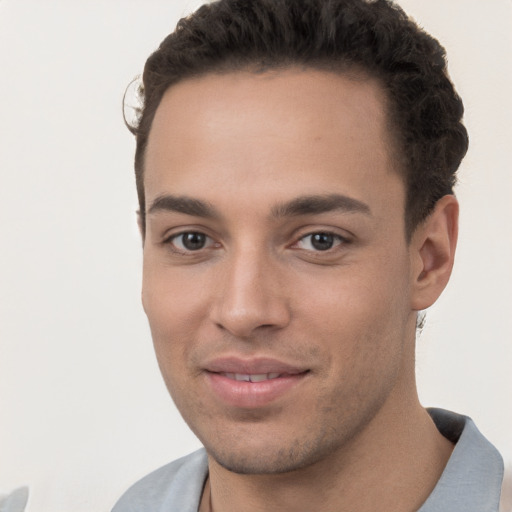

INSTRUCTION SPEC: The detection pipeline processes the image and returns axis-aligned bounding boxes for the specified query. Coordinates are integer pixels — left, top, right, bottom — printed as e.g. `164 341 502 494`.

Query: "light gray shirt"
112 408 504 512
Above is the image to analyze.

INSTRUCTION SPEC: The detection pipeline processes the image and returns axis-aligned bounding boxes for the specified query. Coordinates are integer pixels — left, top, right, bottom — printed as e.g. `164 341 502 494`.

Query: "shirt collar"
418 408 504 512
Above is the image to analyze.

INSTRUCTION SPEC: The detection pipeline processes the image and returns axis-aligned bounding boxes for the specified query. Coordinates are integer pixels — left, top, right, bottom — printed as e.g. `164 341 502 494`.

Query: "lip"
204 356 308 375
203 357 309 408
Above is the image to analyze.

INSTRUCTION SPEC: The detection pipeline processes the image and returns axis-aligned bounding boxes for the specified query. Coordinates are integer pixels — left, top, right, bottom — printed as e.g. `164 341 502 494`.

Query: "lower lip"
205 372 308 408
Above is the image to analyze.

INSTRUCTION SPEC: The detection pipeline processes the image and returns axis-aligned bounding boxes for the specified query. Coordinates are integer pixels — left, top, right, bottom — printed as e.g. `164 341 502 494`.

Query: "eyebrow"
147 193 371 219
148 195 219 218
271 194 371 218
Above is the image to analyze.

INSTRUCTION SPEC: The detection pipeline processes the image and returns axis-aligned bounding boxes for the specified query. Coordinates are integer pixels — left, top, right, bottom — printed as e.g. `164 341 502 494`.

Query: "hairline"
138 63 411 240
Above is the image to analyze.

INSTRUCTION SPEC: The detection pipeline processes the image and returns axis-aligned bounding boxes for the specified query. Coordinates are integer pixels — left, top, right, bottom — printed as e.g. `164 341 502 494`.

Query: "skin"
141 69 458 511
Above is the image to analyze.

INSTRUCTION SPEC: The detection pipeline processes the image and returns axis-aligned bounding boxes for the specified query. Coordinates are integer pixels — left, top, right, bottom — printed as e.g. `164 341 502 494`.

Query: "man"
113 0 504 510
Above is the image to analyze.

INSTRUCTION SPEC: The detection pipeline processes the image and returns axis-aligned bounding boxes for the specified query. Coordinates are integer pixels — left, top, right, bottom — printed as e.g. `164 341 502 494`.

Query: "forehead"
144 68 403 217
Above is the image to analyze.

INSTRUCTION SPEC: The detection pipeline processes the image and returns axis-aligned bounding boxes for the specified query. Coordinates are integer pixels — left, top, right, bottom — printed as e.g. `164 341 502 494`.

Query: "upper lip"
204 357 309 375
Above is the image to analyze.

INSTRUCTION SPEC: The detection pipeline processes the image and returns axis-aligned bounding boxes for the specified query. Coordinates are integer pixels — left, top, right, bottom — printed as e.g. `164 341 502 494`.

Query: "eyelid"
291 224 351 242
294 231 347 250
162 229 220 255
158 225 351 256
160 224 214 244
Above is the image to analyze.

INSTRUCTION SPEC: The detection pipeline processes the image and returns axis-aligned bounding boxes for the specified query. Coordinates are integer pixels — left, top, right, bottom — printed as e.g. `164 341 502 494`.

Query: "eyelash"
163 231 217 254
293 232 348 252
163 230 349 255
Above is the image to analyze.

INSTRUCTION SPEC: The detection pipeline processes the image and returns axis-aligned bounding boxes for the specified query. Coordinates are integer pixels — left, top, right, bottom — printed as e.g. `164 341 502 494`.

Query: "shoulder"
112 448 209 512
420 408 504 512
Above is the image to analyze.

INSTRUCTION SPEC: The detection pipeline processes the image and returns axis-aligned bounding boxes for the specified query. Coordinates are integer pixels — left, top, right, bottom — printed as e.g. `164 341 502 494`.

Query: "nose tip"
209 257 290 338
213 300 287 338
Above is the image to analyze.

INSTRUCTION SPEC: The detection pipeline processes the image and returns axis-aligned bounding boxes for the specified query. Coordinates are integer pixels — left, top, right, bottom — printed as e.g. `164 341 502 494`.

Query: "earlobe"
410 195 459 311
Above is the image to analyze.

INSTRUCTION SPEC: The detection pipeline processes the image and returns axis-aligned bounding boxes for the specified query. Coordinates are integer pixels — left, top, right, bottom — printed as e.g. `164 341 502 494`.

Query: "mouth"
204 356 308 376
203 358 310 408
219 372 290 382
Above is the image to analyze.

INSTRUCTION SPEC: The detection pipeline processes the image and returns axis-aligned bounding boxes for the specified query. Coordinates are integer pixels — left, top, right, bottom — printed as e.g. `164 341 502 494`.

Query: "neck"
202 399 453 512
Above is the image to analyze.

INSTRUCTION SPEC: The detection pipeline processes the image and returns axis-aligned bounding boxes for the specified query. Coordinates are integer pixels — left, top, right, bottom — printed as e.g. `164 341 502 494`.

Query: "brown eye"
181 232 207 250
310 233 335 251
296 232 345 252
169 232 213 252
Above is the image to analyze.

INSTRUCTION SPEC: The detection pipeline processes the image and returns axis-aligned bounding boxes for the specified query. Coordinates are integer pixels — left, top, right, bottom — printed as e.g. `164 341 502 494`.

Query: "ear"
410 195 459 311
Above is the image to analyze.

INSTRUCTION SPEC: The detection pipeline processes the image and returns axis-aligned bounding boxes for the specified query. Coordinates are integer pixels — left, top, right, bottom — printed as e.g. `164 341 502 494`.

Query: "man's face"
142 69 418 474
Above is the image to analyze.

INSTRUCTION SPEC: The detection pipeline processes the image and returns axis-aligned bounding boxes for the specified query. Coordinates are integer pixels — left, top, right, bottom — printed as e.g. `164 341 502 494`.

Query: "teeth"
223 373 281 382
249 374 272 382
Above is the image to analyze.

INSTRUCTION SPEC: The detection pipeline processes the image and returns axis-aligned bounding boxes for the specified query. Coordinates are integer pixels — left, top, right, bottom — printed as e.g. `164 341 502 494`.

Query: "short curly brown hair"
127 0 468 238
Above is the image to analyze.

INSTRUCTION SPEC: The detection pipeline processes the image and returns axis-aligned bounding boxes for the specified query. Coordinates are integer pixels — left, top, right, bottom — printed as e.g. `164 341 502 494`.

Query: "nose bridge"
211 242 289 337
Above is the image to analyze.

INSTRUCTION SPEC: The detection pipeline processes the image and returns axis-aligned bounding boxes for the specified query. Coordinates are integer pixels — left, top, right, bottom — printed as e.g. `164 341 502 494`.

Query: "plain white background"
0 1 510 510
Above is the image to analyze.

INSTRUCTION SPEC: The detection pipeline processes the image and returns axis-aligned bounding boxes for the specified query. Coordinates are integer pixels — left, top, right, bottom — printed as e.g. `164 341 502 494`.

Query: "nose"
209 247 291 338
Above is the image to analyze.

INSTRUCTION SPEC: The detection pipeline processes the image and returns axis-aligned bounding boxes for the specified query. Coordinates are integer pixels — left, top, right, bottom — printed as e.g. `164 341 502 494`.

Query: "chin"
203 430 338 476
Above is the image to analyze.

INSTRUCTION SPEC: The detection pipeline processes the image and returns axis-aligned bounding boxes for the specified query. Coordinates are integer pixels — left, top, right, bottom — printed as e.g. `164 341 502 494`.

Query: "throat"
200 406 455 512
198 476 212 512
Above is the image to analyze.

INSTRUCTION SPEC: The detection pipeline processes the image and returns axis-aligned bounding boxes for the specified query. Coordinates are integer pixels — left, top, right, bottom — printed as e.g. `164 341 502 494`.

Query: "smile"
221 372 282 382
204 363 309 408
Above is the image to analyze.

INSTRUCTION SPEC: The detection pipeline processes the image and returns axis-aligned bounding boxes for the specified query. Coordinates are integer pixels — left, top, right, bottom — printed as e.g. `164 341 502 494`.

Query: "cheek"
141 266 206 383
142 260 207 331
295 255 411 366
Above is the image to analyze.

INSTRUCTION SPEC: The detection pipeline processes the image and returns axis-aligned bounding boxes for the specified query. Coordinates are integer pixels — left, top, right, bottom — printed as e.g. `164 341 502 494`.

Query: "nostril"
208 269 291 337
